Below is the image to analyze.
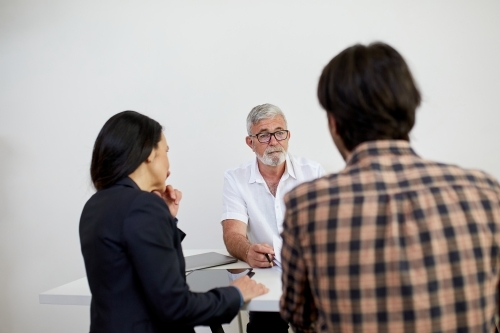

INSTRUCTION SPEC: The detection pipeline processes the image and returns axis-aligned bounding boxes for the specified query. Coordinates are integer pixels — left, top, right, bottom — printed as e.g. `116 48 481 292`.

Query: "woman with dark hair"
80 111 267 333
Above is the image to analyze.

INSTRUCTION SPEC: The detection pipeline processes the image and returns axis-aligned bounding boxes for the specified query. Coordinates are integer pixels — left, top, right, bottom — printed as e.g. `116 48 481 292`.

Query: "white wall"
1 1 499 332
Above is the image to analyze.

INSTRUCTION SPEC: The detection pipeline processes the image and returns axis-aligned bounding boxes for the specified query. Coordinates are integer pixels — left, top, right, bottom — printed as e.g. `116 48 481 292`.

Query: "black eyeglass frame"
249 130 289 143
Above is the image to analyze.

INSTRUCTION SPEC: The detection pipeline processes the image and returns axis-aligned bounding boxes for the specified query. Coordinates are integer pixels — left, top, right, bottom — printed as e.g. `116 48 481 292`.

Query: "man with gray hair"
221 103 325 332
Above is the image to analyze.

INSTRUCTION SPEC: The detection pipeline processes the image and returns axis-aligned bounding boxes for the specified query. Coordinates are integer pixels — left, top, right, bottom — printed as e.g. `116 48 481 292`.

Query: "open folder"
184 252 238 272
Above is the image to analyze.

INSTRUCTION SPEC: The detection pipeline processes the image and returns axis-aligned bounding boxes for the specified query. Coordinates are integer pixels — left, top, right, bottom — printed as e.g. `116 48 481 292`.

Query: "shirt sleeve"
280 191 318 333
318 164 326 178
231 286 244 307
221 171 249 223
123 192 241 328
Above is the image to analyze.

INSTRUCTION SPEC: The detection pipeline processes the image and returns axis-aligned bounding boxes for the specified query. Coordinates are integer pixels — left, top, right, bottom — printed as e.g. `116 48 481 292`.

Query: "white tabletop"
39 249 282 312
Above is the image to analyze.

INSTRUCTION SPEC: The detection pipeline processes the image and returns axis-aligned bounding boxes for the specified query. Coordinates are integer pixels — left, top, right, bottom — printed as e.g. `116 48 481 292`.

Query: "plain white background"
1 1 499 332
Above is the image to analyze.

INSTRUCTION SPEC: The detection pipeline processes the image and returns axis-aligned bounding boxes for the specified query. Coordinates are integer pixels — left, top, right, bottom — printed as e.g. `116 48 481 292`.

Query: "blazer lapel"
177 228 186 242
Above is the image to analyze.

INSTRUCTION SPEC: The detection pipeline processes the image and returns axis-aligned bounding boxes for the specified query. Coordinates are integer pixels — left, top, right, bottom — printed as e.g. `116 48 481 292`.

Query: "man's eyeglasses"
249 130 289 143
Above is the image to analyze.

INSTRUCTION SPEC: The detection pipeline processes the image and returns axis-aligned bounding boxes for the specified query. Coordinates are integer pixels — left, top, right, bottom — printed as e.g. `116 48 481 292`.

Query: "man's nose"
268 134 279 145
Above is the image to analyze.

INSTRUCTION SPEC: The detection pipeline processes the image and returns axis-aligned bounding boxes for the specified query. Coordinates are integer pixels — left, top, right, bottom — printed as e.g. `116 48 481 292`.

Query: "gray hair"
246 103 287 135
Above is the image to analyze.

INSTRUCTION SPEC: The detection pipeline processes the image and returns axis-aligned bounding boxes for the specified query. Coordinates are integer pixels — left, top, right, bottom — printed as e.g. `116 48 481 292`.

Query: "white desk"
39 249 282 312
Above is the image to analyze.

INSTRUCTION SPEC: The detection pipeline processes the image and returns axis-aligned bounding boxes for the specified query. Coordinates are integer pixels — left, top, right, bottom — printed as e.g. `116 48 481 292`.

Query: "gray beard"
256 146 287 166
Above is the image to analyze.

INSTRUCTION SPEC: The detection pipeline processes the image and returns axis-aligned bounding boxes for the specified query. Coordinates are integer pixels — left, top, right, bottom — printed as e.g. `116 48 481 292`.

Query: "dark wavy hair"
317 42 421 151
90 111 163 190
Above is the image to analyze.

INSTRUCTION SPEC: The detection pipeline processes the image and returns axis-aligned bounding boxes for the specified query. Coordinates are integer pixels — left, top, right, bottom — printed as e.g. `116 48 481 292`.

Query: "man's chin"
256 151 286 167
267 156 285 166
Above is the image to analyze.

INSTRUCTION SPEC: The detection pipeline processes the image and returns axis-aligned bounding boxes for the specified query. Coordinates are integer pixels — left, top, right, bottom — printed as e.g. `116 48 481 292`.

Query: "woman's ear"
146 148 156 163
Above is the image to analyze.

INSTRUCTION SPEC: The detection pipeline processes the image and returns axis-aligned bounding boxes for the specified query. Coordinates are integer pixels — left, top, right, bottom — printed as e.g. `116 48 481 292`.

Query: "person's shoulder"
130 190 169 211
123 191 177 232
289 153 325 176
97 187 170 222
83 185 174 230
223 159 254 178
432 161 500 193
289 153 322 168
84 181 141 209
97 181 165 205
285 173 337 204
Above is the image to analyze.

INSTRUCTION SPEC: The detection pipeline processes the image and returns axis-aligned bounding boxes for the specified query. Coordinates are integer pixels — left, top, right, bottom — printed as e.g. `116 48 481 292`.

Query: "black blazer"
79 178 240 333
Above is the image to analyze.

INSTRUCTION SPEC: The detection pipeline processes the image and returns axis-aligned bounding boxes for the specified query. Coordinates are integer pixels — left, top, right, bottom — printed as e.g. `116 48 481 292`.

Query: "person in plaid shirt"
280 42 500 333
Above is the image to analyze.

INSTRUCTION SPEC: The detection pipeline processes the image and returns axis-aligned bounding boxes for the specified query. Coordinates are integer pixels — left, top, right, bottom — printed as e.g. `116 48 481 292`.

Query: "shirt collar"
114 177 140 189
249 153 296 184
285 153 297 179
346 140 418 166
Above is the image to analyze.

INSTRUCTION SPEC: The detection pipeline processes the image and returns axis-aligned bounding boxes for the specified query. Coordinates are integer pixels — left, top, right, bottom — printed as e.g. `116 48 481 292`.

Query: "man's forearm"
224 232 252 262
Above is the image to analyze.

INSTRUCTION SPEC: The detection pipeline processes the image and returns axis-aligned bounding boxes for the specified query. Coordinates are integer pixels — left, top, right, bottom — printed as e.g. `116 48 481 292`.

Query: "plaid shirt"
280 140 500 333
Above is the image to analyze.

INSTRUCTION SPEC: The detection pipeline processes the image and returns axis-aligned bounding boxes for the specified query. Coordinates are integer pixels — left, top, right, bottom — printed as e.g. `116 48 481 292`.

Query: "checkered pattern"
280 140 500 333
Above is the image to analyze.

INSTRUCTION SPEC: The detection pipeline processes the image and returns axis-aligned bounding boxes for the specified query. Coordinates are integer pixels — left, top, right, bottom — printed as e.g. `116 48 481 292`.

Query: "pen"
246 268 255 278
264 253 273 267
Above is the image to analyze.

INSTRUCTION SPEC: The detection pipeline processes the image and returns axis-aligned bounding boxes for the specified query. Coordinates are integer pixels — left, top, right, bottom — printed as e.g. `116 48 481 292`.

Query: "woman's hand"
153 185 182 217
230 275 268 303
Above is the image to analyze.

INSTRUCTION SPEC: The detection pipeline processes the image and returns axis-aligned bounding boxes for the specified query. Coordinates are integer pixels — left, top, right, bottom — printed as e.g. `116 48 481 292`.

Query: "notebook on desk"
184 252 238 272
187 268 253 291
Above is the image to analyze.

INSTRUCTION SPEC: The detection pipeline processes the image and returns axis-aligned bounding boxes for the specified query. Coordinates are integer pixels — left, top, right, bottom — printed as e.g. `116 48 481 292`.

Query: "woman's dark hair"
317 42 421 151
90 111 163 190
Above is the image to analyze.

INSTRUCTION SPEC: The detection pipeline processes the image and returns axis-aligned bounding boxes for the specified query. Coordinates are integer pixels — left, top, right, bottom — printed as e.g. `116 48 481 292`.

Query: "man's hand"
153 185 182 217
246 243 275 268
222 219 276 267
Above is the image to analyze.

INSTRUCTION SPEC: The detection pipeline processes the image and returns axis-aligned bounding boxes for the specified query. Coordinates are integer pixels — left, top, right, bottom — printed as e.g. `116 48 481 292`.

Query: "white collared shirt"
221 153 325 246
